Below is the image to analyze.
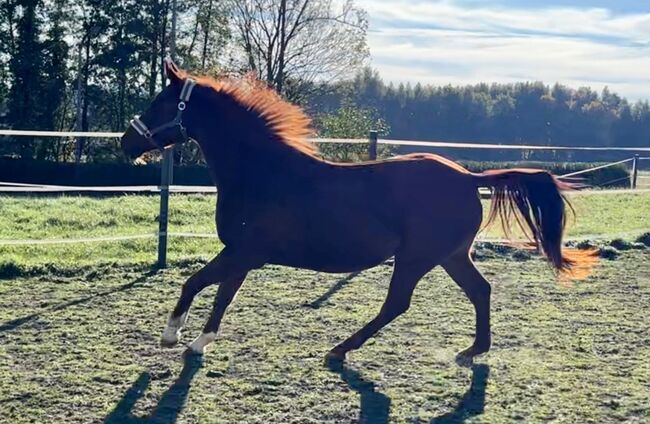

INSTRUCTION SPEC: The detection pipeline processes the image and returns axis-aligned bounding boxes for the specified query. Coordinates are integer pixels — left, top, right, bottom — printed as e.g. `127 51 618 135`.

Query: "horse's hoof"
455 345 489 367
182 347 205 362
324 348 346 365
185 342 205 355
455 351 474 367
160 334 179 348
161 325 182 347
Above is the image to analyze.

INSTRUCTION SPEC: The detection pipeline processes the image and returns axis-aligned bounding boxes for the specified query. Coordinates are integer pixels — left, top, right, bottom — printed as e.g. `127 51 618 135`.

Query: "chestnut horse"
121 61 593 363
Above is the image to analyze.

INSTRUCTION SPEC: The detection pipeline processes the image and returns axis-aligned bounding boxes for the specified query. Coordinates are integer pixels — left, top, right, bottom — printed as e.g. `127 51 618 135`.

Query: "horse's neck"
195 125 316 191
189 92 320 189
197 141 240 190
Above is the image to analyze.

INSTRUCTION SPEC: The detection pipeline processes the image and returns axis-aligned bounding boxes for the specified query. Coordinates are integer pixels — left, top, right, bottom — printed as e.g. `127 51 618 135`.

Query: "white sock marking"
161 312 188 344
188 332 217 354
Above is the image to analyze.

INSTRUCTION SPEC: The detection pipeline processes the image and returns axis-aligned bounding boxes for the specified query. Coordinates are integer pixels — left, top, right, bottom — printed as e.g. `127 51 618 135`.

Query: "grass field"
0 192 648 423
0 252 648 423
0 191 648 272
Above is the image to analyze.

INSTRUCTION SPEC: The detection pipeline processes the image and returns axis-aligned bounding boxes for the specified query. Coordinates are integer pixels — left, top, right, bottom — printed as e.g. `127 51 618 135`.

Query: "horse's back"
271 154 482 270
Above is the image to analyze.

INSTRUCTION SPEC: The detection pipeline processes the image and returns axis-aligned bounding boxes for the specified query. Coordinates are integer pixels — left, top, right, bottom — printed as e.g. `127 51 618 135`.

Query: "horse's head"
121 59 197 159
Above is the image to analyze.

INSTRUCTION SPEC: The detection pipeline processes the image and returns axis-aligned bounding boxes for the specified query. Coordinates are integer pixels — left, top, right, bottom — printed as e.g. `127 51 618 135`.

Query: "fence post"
157 148 173 268
156 0 178 269
631 154 639 189
368 130 378 161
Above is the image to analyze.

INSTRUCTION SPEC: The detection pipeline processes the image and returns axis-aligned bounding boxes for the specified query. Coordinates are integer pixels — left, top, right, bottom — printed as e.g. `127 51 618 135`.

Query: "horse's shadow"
0 270 156 334
104 354 203 424
326 359 489 424
326 358 392 424
304 271 362 309
430 364 490 423
106 352 487 423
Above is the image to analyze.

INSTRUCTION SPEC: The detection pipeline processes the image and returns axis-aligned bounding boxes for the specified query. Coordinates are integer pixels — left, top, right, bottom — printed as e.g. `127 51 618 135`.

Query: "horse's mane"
191 73 319 157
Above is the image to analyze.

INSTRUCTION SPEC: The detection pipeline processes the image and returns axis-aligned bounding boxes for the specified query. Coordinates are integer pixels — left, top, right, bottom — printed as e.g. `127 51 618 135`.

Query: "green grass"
0 252 648 423
480 191 650 240
0 191 648 269
0 192 648 422
0 194 222 269
564 191 650 238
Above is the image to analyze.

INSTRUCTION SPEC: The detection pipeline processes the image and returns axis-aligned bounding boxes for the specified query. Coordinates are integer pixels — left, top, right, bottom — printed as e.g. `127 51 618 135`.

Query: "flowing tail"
473 169 597 278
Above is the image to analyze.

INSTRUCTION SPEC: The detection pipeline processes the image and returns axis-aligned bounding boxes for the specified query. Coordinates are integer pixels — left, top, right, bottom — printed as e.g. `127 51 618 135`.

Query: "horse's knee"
382 297 411 320
182 274 205 297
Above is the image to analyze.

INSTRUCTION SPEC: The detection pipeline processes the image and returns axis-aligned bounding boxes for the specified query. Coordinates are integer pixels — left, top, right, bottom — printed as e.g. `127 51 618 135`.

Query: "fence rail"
3 226 648 247
2 129 650 152
2 129 648 267
0 184 217 193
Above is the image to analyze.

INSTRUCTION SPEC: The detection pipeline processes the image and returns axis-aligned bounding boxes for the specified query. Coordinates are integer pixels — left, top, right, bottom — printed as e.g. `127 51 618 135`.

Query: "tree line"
0 0 367 163
1 1 648 165
307 68 650 161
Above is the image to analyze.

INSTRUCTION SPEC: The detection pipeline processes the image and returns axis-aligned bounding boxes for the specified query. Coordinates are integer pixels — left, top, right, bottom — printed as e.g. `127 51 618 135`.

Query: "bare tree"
229 0 368 97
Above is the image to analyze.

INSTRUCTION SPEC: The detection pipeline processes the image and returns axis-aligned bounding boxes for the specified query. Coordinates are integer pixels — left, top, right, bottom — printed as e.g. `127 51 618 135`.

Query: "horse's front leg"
187 275 246 354
161 246 263 348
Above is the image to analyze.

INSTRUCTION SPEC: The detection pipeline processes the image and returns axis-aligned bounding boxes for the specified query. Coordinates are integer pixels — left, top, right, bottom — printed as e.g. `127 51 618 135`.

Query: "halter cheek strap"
130 78 197 151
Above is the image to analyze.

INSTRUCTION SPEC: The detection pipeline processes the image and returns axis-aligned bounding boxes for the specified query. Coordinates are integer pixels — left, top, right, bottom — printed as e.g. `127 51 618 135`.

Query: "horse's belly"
268 221 399 273
269 251 393 273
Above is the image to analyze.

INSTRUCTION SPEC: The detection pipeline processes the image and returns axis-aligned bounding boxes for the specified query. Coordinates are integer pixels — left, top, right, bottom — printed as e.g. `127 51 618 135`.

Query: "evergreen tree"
1 1 649 164
40 0 70 159
7 0 45 159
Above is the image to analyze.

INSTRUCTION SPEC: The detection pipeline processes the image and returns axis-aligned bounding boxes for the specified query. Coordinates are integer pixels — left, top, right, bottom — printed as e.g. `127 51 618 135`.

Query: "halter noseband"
130 78 197 151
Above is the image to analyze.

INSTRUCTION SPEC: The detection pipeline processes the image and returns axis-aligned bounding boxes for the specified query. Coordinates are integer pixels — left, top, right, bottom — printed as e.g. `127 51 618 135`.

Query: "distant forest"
307 69 650 161
1 1 648 164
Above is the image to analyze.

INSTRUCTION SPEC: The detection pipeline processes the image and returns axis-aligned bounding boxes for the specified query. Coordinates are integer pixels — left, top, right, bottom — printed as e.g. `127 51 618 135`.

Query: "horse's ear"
164 57 182 84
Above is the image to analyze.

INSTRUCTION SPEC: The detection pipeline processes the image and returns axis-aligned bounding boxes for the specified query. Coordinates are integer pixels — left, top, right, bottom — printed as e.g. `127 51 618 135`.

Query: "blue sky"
356 0 650 100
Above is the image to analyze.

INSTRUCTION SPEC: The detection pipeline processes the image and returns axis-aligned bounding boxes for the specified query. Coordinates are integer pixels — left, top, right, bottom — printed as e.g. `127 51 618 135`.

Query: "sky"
356 0 650 101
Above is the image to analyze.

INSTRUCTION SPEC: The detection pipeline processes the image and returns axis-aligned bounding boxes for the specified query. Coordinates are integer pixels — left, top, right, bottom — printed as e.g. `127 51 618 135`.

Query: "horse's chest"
215 189 284 245
215 194 249 245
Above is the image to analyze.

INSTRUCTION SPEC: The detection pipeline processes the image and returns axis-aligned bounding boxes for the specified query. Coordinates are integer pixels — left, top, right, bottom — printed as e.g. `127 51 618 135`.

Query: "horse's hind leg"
442 251 492 360
326 257 433 361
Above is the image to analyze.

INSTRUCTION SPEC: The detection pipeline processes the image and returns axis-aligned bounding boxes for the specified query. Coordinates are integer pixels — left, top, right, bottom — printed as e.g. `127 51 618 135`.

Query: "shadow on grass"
304 271 362 309
326 358 391 424
0 270 156 333
104 354 203 424
430 364 490 423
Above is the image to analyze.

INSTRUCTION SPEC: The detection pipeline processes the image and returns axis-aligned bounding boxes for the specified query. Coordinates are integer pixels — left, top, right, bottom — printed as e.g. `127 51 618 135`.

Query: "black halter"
130 78 197 151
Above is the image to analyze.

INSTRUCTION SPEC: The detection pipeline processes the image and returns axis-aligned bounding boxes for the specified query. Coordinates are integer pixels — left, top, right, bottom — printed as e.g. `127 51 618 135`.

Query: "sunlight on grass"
0 252 647 423
0 191 648 268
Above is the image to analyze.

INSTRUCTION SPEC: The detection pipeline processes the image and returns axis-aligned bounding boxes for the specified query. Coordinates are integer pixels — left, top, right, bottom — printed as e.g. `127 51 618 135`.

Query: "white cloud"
356 0 650 100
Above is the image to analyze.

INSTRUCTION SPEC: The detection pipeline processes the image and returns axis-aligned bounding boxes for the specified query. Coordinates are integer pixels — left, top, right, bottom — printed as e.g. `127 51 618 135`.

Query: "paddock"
1 125 649 424
0 191 648 423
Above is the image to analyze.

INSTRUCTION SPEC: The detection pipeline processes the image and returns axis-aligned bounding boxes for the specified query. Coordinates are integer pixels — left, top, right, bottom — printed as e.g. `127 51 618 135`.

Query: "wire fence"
3 129 650 152
1 129 649 265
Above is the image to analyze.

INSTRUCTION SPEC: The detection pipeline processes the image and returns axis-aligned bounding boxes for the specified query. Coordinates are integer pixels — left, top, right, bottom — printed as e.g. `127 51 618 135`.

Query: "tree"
70 0 109 163
0 1 18 125
229 0 368 98
175 0 230 71
40 0 70 160
315 103 391 162
7 0 45 159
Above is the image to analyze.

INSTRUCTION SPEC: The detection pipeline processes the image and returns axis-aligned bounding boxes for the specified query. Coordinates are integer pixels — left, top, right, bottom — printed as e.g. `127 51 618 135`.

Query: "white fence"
1 129 649 267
